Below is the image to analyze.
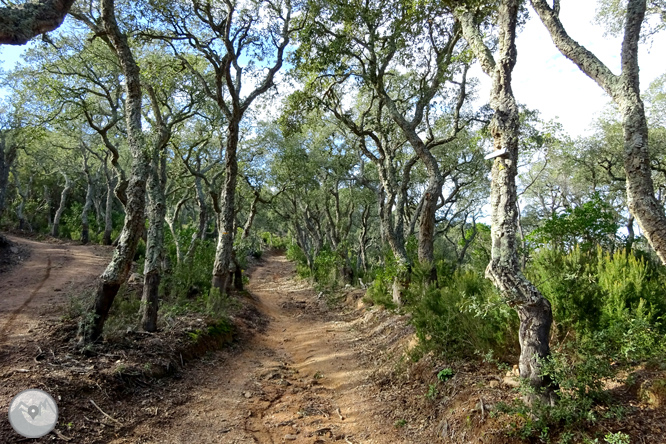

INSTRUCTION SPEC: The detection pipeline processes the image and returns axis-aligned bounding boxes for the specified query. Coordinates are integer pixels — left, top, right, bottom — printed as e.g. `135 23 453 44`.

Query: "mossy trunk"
212 120 240 293
458 0 556 405
141 149 166 332
52 172 72 238
81 173 94 244
84 0 148 343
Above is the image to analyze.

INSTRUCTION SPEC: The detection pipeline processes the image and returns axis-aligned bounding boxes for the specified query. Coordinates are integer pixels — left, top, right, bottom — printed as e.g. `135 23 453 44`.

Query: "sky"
1 2 665 139
498 1 666 137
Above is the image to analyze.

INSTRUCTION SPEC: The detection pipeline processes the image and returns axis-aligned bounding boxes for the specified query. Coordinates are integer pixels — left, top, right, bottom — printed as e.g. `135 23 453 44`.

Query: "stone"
128 273 143 284
503 375 520 388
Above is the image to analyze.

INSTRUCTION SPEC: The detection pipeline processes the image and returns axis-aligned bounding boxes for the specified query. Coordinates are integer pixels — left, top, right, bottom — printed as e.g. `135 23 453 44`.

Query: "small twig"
89 399 122 425
479 397 485 420
336 407 344 420
52 429 72 441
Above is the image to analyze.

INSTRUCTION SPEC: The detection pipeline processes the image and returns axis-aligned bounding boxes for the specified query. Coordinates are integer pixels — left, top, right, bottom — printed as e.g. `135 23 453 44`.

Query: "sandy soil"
0 235 111 353
112 253 412 444
2 237 662 444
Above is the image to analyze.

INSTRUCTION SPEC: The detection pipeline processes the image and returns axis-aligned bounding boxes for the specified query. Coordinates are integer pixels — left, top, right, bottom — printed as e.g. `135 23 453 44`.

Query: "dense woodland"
1 0 666 442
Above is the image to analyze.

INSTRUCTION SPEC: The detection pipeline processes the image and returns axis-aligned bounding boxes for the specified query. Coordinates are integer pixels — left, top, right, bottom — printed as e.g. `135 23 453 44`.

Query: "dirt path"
115 253 410 444
0 236 111 349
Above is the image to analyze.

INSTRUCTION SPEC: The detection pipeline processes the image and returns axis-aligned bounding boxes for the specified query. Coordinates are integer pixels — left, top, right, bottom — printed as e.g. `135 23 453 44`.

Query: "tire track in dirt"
112 253 414 444
0 257 51 342
0 236 112 353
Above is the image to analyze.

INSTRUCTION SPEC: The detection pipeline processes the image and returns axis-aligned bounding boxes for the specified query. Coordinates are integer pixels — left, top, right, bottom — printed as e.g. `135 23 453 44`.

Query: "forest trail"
0 236 111 348
116 252 411 444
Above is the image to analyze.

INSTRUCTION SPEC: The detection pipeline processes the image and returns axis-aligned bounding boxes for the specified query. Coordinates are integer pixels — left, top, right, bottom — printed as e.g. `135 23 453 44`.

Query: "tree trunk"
530 0 666 266
0 133 18 221
626 215 635 251
15 174 30 231
458 0 556 405
103 174 116 245
81 166 94 244
52 172 72 238
84 0 149 343
418 174 443 282
43 184 52 230
141 150 166 332
212 119 240 293
0 0 76 45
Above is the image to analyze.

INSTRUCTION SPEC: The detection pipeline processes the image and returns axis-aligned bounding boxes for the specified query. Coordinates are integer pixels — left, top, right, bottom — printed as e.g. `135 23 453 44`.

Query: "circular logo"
8 389 58 438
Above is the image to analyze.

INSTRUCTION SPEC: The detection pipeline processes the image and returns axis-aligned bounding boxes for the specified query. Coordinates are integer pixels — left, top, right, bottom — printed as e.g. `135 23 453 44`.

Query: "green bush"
408 266 518 359
527 246 666 338
286 242 310 277
312 246 342 287
162 237 216 301
527 193 619 252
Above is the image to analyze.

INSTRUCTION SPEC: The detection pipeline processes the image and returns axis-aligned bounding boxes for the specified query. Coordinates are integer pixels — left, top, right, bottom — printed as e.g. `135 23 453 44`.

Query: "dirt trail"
0 236 111 348
116 253 409 444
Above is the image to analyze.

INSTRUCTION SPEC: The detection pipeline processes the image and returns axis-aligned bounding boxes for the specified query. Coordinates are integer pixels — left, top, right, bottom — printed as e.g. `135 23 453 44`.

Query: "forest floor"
0 235 664 444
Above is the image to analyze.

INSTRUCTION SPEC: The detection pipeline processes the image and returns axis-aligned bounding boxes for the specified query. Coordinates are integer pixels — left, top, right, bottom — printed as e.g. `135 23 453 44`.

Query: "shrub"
408 266 518 359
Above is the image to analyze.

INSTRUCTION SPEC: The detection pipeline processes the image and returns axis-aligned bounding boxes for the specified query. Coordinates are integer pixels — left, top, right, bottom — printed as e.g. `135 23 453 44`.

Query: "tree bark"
43 184 52 230
0 133 18 221
141 149 166 332
530 0 666 267
212 120 240 292
52 172 72 238
81 159 95 244
457 0 556 405
84 0 149 343
0 0 76 45
103 173 116 245
15 174 31 231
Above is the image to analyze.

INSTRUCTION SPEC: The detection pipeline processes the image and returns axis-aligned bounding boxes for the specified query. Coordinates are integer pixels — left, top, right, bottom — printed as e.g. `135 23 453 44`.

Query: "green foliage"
408 266 517 359
425 383 439 401
312 246 343 288
364 249 402 309
161 236 217 304
604 432 631 444
285 242 310 278
260 231 288 249
498 310 665 442
393 419 407 428
437 368 454 382
528 194 619 252
527 246 666 338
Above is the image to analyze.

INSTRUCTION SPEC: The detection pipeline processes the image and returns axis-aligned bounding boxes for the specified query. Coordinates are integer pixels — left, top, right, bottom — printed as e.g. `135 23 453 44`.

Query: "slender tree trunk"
0 134 18 222
84 0 149 343
43 184 52 230
626 215 635 251
81 163 94 244
141 150 166 332
418 173 443 281
530 0 666 266
184 175 208 263
15 174 30 231
103 174 116 245
52 172 72 238
212 119 240 293
458 0 556 405
240 192 260 241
